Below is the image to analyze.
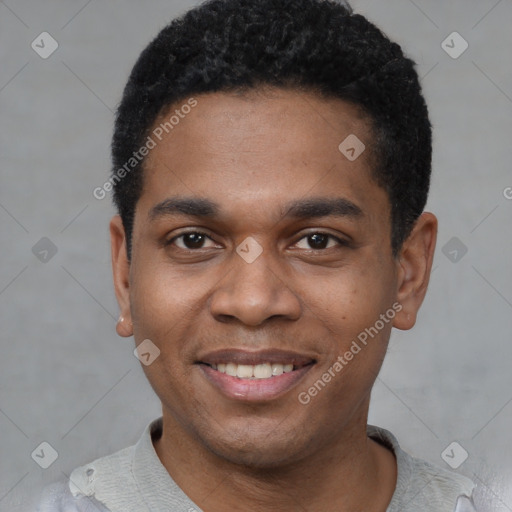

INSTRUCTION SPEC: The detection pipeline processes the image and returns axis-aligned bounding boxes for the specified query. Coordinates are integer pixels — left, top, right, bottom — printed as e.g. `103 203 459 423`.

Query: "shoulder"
406 455 476 508
36 444 135 512
36 480 111 512
367 425 478 512
68 445 136 499
37 416 167 512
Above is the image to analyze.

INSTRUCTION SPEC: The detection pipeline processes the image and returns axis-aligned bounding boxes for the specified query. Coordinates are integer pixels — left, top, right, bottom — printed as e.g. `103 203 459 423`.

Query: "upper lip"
197 349 316 367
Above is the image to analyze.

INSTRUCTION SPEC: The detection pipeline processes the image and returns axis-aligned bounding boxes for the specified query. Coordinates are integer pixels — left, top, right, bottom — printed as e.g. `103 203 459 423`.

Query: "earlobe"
110 215 133 338
392 212 437 331
116 315 133 337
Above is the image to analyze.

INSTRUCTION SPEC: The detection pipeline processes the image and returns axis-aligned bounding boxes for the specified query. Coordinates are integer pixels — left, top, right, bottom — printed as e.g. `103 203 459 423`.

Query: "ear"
110 215 133 337
393 212 437 330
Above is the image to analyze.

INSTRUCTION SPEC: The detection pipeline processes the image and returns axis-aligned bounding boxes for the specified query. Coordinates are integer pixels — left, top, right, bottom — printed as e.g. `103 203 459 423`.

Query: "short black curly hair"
111 0 431 259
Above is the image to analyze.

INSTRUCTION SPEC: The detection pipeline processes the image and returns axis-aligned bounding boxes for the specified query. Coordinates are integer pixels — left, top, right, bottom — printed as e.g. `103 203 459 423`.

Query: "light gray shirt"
37 417 478 512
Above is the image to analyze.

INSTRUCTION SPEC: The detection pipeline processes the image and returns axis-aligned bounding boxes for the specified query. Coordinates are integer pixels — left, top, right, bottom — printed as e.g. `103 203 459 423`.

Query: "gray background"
1 0 511 511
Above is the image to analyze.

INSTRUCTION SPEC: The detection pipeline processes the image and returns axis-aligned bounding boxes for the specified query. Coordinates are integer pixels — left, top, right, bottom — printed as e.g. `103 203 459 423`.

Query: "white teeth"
254 363 272 378
213 362 296 379
236 364 253 378
271 363 284 376
225 363 238 377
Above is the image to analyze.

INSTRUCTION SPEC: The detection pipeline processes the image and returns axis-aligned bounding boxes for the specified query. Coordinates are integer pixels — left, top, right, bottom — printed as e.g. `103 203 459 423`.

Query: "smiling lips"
198 349 315 401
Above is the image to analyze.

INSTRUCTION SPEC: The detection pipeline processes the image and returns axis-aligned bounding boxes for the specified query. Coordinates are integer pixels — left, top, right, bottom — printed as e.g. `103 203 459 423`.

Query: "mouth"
196 349 316 402
206 362 308 379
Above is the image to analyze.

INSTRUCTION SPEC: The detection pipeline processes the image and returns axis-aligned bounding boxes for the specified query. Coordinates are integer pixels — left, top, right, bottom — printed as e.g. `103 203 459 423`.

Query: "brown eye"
295 232 346 250
307 233 330 249
169 231 216 250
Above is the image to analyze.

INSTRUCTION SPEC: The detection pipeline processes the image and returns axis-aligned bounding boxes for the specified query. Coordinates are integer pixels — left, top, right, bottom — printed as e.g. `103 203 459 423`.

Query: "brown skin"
111 88 437 511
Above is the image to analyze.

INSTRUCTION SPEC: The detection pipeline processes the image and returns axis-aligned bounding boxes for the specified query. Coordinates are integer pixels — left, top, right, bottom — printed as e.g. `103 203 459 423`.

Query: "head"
110 0 437 468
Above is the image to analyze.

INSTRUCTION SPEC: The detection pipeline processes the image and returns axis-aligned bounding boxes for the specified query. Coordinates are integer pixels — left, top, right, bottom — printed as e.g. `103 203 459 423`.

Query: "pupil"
310 233 327 249
185 233 204 248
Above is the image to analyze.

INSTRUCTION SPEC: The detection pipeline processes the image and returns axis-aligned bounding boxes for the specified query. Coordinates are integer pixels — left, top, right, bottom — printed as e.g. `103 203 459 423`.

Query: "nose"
209 247 302 327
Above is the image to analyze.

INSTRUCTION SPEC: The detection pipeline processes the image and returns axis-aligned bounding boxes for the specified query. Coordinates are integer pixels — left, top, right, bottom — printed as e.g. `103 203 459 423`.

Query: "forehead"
137 88 387 226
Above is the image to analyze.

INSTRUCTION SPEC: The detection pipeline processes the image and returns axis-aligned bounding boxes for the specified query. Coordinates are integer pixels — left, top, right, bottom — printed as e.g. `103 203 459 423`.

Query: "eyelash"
165 230 349 251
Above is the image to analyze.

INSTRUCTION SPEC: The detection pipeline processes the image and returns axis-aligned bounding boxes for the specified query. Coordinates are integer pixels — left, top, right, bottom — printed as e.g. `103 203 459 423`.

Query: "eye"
165 230 349 252
294 232 347 250
168 231 218 250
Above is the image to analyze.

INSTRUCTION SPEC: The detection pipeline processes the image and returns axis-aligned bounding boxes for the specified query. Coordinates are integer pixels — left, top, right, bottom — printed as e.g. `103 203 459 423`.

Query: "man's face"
116 88 403 467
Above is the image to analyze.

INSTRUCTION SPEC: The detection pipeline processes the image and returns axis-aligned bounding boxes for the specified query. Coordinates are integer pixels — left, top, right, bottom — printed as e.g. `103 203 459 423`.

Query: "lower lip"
199 364 313 402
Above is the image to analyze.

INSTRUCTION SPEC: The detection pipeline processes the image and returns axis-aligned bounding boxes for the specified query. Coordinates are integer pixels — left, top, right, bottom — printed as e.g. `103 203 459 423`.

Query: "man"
38 0 480 510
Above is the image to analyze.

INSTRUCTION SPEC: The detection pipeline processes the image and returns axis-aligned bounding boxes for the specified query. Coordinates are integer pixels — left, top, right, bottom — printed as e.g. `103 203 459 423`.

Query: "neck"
153 407 397 512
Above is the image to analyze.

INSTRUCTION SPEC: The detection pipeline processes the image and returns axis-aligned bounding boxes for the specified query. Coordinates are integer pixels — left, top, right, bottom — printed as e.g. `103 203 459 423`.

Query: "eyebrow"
283 197 363 219
148 196 364 221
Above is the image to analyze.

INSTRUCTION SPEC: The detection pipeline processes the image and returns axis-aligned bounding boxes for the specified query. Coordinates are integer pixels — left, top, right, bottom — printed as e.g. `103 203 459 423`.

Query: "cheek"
130 257 200 324
299 261 391 330
298 260 395 388
128 259 221 369
129 271 195 407
128 264 185 361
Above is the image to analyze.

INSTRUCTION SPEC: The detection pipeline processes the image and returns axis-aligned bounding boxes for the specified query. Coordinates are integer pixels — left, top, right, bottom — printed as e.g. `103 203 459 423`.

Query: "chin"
198 423 312 469
212 444 304 469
